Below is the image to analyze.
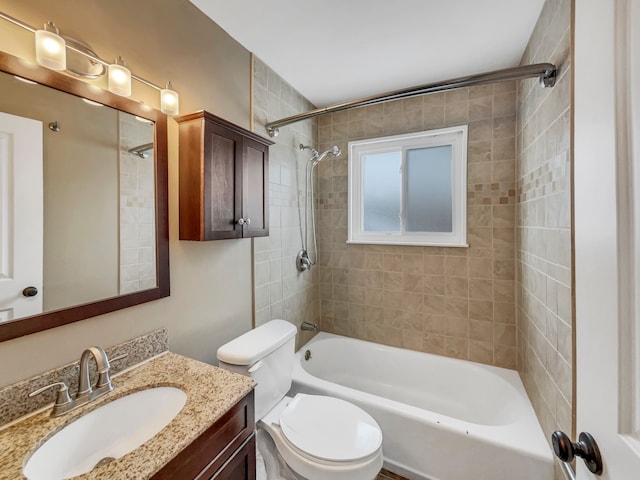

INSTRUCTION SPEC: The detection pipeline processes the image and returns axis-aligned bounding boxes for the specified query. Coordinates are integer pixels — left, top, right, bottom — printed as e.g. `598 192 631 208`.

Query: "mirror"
0 51 169 342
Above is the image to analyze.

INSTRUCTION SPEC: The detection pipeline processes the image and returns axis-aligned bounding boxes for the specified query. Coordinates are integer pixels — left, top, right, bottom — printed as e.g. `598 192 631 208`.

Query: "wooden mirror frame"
0 51 170 342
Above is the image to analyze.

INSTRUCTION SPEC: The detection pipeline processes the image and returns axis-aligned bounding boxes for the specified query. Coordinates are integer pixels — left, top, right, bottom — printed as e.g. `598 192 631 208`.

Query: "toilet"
217 319 383 480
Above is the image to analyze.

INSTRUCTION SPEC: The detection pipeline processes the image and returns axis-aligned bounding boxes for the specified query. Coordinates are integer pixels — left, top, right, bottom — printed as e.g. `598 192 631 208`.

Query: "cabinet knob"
237 218 251 226
245 218 251 225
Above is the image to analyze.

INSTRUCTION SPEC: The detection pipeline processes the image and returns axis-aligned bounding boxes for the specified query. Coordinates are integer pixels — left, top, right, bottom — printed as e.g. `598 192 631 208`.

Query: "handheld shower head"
315 145 342 163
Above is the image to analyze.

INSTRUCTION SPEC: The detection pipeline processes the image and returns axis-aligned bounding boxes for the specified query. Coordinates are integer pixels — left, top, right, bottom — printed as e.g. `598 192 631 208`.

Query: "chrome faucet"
29 346 117 417
301 321 318 332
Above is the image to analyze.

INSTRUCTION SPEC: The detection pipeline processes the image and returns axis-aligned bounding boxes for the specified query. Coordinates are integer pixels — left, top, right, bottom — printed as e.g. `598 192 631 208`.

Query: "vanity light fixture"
160 81 179 116
14 75 38 85
0 10 180 115
108 56 132 97
82 98 103 107
35 21 66 71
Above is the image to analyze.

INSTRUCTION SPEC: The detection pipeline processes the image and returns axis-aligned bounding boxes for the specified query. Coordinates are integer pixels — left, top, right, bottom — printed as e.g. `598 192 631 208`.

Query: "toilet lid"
279 394 382 462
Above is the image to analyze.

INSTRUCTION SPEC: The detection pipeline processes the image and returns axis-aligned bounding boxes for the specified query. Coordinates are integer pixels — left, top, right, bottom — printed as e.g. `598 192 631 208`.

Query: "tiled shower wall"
118 112 157 294
252 58 320 348
516 0 573 465
316 84 519 368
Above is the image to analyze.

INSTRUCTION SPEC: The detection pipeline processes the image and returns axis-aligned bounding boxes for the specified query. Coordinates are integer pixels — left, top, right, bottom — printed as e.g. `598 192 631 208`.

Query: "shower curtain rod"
265 63 557 137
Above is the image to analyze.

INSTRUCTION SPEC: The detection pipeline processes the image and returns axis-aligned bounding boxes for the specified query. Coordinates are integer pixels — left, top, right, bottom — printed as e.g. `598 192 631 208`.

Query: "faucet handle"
29 382 73 416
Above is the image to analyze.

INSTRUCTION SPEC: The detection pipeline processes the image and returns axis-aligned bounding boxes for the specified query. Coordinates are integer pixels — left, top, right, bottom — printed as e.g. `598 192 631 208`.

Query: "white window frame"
348 125 468 247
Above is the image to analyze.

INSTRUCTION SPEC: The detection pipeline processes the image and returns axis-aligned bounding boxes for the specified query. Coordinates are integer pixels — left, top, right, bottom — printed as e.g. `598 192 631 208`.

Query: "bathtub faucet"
301 322 318 332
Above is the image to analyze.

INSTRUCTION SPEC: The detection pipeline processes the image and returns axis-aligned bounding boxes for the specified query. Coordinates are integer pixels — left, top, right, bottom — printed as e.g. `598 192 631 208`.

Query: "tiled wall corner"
0 329 168 427
316 83 518 368
516 0 572 476
252 57 320 348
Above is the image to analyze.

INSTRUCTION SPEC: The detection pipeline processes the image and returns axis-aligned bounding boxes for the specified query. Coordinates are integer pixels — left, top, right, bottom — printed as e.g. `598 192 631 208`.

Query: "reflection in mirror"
0 50 169 342
0 72 157 322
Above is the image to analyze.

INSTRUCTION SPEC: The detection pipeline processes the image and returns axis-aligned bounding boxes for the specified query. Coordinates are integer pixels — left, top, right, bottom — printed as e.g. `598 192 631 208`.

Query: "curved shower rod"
265 62 557 137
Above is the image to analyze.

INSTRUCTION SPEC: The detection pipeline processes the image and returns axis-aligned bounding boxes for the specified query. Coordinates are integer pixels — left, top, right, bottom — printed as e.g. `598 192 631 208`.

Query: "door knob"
22 286 38 297
552 430 603 475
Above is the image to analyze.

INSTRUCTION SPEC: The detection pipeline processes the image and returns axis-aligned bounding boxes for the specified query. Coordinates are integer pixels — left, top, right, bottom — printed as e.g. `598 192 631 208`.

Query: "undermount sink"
23 386 187 480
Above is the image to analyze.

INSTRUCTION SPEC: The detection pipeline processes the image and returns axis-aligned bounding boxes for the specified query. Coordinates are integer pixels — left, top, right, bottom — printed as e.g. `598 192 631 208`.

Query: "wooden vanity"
152 390 255 480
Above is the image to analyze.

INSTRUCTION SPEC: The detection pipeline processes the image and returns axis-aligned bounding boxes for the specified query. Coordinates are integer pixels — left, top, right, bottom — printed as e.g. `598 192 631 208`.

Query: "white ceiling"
190 0 545 108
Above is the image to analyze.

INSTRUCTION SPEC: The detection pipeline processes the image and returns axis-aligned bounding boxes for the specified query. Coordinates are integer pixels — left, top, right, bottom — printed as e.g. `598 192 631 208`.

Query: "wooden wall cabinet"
177 111 273 241
152 390 256 480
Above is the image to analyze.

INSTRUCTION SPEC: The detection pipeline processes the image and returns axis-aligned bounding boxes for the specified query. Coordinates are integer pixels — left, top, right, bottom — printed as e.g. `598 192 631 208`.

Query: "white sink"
23 386 187 480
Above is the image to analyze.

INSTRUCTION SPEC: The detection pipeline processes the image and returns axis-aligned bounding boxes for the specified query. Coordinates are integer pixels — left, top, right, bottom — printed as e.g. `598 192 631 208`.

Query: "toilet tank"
217 319 297 420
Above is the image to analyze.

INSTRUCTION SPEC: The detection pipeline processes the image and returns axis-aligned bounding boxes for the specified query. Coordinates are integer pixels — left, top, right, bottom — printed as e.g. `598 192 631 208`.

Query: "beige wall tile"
424 275 446 296
469 340 494 364
515 0 573 455
317 74 521 369
424 255 445 275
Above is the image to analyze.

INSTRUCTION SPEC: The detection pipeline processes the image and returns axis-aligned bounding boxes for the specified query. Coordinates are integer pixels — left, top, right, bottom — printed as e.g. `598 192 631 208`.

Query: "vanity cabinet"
152 390 256 480
177 111 273 241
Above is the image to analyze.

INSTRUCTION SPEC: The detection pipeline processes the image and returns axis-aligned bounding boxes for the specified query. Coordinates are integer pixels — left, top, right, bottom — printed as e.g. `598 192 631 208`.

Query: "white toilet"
217 319 383 480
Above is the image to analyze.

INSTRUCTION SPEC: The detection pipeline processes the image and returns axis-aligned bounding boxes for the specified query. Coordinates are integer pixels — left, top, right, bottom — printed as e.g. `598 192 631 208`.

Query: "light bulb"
160 82 179 116
108 56 131 97
35 22 66 71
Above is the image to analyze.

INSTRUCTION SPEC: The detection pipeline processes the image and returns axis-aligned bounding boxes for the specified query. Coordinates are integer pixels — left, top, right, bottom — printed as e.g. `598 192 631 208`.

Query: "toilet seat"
259 394 383 480
279 394 382 462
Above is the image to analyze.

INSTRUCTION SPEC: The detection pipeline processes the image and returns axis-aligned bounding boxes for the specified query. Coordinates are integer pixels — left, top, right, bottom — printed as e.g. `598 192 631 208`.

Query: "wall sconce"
0 10 180 115
160 82 179 116
35 21 66 71
108 56 132 97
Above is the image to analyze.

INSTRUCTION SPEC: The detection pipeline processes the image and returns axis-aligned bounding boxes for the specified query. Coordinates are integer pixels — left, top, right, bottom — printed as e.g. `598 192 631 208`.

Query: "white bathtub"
289 332 553 480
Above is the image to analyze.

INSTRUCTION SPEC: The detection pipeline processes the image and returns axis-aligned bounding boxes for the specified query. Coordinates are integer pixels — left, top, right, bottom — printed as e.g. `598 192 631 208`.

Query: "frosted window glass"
406 145 453 232
363 151 401 231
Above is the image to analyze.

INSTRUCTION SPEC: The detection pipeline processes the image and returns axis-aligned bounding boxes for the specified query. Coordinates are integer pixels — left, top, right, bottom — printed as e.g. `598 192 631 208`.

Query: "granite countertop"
0 352 255 479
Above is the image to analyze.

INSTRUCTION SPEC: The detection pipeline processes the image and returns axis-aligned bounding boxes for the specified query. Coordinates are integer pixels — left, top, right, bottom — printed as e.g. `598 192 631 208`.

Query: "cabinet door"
204 120 243 240
242 137 269 238
209 434 256 480
151 391 255 480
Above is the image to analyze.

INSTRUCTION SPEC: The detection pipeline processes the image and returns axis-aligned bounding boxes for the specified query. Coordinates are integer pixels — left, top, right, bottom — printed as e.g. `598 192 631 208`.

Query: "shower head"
300 144 341 164
128 142 154 158
315 145 342 163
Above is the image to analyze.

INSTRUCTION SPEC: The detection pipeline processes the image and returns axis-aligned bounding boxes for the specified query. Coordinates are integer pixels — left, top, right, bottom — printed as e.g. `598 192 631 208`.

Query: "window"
348 125 467 246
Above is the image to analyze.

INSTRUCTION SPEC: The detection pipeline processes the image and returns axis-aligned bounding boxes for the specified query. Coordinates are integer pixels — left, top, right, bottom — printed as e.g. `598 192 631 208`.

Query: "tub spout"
301 322 318 332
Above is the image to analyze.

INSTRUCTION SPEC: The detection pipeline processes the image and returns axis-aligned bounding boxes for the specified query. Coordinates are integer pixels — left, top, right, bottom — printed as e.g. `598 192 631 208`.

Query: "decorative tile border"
0 328 168 427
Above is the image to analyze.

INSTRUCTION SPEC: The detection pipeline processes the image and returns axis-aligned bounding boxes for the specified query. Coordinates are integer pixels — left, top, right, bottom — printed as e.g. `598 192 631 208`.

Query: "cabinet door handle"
245 217 251 225
237 217 251 226
237 218 245 225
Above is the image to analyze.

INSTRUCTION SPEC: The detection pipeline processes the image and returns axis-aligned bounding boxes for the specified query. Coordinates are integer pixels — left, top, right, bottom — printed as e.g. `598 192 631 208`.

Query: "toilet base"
256 429 306 480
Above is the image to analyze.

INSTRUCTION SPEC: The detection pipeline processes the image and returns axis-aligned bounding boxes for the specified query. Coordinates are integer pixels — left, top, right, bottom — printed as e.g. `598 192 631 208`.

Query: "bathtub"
289 332 553 480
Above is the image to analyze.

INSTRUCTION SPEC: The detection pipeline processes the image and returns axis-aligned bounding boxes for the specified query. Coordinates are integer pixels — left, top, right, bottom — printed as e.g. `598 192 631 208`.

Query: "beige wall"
316 84 519 368
252 58 319 350
515 0 572 477
0 0 254 387
0 71 120 312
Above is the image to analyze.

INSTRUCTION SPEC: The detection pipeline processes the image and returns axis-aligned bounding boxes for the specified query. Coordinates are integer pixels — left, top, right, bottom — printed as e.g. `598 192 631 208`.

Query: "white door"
574 0 640 478
0 112 43 321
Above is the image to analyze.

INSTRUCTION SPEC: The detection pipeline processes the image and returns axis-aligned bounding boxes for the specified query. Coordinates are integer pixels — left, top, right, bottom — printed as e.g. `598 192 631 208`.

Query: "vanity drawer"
207 434 256 480
152 390 255 480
